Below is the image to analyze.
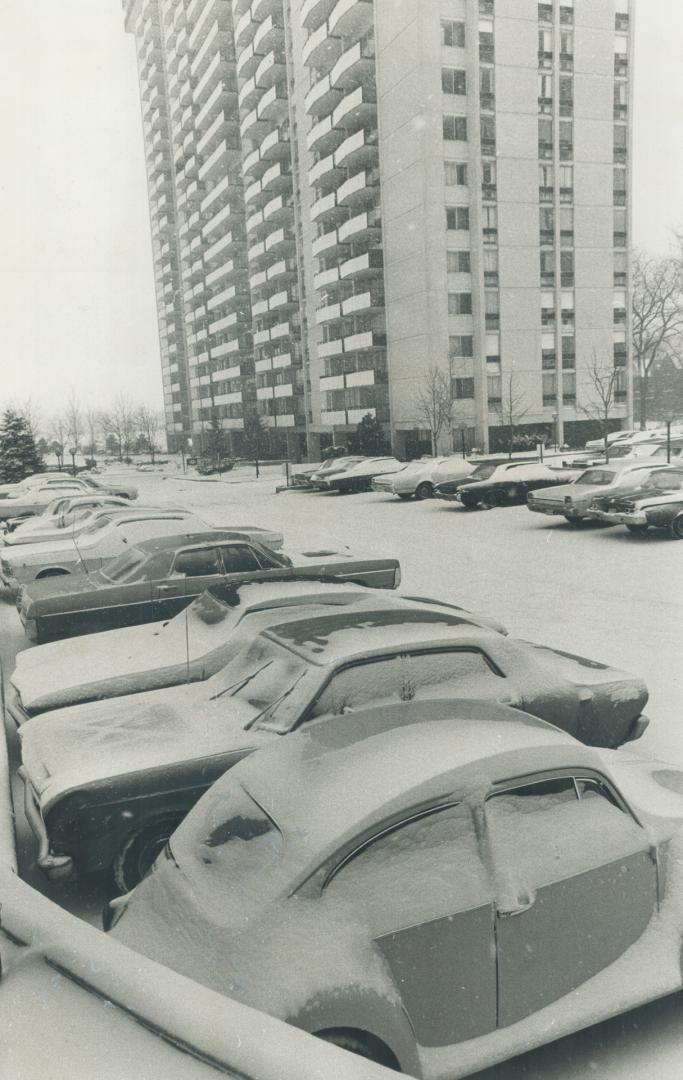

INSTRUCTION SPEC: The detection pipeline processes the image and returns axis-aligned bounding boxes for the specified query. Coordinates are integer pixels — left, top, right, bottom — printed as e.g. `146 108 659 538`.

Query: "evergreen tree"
351 413 387 455
0 409 44 483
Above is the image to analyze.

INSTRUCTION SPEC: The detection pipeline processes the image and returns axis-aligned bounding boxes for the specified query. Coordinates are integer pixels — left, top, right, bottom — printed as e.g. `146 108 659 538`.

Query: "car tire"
479 489 504 510
112 815 183 893
563 515 582 525
669 517 683 540
397 493 413 501
627 524 649 536
316 1029 401 1071
415 482 434 501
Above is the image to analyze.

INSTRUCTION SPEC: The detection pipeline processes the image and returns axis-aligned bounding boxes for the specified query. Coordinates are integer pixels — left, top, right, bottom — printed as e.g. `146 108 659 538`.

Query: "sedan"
307 457 366 489
1 494 132 544
18 605 647 889
0 481 102 523
317 457 404 493
14 535 401 645
437 462 577 508
526 462 673 523
371 458 473 501
108 699 683 1077
590 468 683 537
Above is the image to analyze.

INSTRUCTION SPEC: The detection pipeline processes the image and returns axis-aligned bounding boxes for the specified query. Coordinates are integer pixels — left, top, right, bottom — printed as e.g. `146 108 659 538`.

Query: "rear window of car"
576 469 615 485
101 549 150 582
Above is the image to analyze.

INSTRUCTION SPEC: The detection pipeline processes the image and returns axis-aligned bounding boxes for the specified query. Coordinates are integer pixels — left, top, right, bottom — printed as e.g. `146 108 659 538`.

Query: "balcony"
314 266 340 290
240 105 267 140
334 127 378 169
197 109 238 157
312 227 347 259
338 207 380 243
261 160 292 195
236 39 264 80
257 83 289 122
205 232 235 263
234 9 256 47
328 0 373 39
300 0 337 30
253 14 284 55
339 248 383 280
336 167 379 208
207 285 243 312
264 226 295 254
307 114 345 155
199 139 240 181
255 48 286 90
259 124 291 162
310 190 344 224
206 258 241 287
305 72 342 117
316 301 342 325
332 84 376 132
308 153 344 192
210 311 240 335
341 287 384 315
318 337 344 358
344 328 386 352
302 20 341 70
263 193 294 227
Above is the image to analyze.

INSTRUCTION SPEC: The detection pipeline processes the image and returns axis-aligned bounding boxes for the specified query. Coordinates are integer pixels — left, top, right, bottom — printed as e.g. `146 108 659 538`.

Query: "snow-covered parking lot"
1 463 682 1080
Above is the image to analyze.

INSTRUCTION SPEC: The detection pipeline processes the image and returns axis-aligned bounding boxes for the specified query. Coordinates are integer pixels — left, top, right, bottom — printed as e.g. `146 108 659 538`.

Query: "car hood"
20 685 266 810
20 571 100 608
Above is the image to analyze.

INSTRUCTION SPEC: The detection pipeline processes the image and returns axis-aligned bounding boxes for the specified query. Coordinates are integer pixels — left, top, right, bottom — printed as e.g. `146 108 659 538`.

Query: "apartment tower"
124 0 633 456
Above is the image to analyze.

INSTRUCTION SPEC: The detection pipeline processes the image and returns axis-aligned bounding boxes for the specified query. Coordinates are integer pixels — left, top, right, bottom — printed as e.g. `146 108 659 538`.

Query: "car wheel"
112 816 183 893
563 515 582 525
35 568 70 579
316 1029 401 1072
479 489 503 510
397 493 413 501
415 482 434 501
626 523 649 535
669 517 683 540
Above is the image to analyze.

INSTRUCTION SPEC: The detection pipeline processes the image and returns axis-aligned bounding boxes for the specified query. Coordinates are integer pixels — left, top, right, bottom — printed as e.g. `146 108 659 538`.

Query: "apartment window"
614 302 627 326
560 250 574 286
614 38 628 76
449 292 473 315
560 206 574 245
543 372 557 404
560 164 573 201
480 67 495 110
542 330 556 366
613 339 627 367
538 73 553 112
614 250 627 286
482 205 498 243
616 12 629 31
486 333 500 364
445 161 467 186
442 19 465 47
560 4 573 25
443 115 468 141
485 291 500 329
447 250 471 273
613 125 627 163
561 335 575 366
538 118 553 158
559 120 573 160
560 31 573 69
561 290 575 326
480 115 496 152
615 369 627 401
562 371 576 403
487 375 502 404
482 160 497 200
559 75 573 116
479 0 495 15
541 307 555 327
442 68 467 95
540 250 555 285
480 31 495 63
614 81 628 120
538 3 553 25
538 29 553 67
450 334 474 357
540 206 554 246
483 248 499 286
446 206 470 230
614 208 627 247
453 377 475 399
539 163 554 201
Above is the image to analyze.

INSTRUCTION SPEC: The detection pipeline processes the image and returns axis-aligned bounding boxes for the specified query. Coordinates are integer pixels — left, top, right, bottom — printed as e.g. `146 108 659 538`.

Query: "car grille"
611 499 635 513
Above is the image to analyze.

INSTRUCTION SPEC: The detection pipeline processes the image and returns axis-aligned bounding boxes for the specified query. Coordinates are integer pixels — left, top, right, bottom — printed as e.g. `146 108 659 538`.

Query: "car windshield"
100 548 150 582
81 515 112 536
607 446 632 458
469 464 496 480
576 469 616 486
643 472 683 491
208 637 306 716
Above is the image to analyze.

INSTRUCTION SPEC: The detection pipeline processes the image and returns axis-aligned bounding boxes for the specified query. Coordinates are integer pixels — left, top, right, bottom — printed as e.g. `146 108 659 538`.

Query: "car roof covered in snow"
135 530 258 553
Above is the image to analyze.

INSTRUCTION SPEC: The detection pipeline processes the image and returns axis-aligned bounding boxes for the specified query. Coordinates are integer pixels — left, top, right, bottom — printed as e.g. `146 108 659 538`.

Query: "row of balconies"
252 318 299 346
240 82 289 140
249 257 297 294
302 0 373 72
315 285 384 325
242 123 291 180
244 161 292 210
247 224 296 266
311 206 381 259
255 351 295 374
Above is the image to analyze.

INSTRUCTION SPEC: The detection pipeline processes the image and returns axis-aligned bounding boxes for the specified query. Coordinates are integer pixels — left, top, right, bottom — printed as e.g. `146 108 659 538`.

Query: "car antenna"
69 510 90 578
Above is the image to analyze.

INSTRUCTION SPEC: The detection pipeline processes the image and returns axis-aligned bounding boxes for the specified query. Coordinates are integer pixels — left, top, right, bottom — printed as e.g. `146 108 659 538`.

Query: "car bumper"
4 684 30 727
18 767 74 881
594 510 647 526
434 490 460 501
370 480 394 493
527 501 566 515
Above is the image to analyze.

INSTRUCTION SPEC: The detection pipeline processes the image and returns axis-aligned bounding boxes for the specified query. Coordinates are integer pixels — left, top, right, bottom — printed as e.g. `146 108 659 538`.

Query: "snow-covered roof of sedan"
135 530 261 552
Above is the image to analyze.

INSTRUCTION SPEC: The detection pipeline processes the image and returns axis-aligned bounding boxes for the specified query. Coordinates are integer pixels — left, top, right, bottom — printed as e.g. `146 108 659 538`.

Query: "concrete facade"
124 0 633 456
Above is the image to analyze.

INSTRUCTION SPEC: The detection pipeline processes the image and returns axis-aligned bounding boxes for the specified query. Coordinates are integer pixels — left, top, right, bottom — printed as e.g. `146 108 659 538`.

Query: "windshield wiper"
209 659 274 701
244 670 307 731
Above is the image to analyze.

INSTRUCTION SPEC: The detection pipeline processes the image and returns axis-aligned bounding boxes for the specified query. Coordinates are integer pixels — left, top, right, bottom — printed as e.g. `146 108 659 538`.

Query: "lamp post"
551 412 558 453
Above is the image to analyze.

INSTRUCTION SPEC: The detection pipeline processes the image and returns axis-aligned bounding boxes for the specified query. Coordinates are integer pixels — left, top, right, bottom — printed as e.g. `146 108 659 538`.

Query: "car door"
485 773 657 1028
153 546 224 619
322 802 497 1047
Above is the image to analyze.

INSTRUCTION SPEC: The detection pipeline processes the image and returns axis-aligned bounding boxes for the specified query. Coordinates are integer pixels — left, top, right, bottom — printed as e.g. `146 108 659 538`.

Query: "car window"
577 469 616 486
324 803 487 928
309 649 502 719
101 549 149 583
172 547 222 577
469 464 496 480
219 544 262 574
644 472 683 492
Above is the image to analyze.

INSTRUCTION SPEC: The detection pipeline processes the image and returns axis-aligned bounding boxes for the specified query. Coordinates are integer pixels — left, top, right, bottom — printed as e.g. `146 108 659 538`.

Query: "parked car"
107 698 683 1077
14 536 402 645
288 463 322 488
317 457 404 493
0 480 105 524
650 441 683 462
371 458 473 501
0 471 73 499
7 579 506 721
0 511 283 591
590 467 683 537
526 462 674 523
436 462 577 509
1 494 132 544
307 456 366 489
195 457 235 475
18 605 648 890
583 429 639 453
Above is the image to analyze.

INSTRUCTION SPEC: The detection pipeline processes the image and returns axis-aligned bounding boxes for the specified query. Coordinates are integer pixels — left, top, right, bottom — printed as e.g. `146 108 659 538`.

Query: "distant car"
0 481 103 524
14 536 402 645
19 606 647 890
436 462 577 509
371 458 474 501
0 472 73 498
307 456 366 489
0 511 283 591
583 429 639 453
1 495 132 544
8 579 505 720
107 699 683 1077
526 462 674 523
195 458 235 475
590 468 683 537
317 457 404 493
288 463 322 488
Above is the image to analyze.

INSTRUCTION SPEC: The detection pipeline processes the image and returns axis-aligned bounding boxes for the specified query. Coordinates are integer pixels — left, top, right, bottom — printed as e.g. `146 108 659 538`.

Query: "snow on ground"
1 462 682 1079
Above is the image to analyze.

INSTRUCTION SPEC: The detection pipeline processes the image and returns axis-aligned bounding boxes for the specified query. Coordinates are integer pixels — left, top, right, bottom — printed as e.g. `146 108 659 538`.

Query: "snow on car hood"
20 684 264 810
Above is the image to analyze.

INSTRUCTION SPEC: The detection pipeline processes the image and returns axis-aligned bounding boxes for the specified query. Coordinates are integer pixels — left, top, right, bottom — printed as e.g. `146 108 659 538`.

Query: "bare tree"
136 404 162 464
414 364 452 455
49 415 67 468
101 395 136 462
83 403 101 462
64 389 83 475
580 350 621 460
491 372 530 458
632 249 683 429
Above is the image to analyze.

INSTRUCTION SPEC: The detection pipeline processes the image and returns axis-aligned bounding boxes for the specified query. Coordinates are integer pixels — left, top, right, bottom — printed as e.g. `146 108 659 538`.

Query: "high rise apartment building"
124 0 633 456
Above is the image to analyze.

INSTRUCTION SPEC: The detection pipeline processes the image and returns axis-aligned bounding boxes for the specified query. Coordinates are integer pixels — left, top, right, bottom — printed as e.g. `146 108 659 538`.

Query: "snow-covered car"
0 471 74 498
526 462 674 523
287 463 321 488
371 458 474 500
0 480 101 523
436 462 577 509
9 581 502 720
1 494 132 544
583 428 639 453
107 698 683 1078
590 468 683 537
307 456 366 489
14 538 401 645
18 606 648 889
317 457 404 493
0 511 283 591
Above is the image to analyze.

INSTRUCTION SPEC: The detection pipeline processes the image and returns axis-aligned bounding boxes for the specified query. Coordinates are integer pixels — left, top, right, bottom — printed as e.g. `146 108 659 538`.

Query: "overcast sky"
0 0 681 421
